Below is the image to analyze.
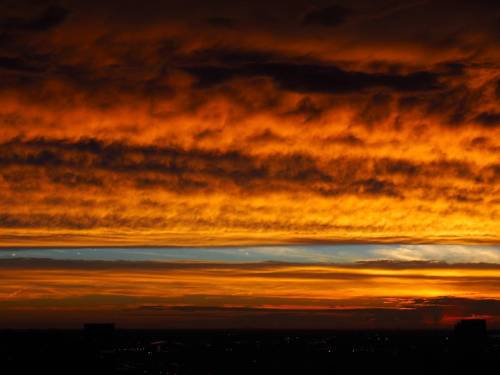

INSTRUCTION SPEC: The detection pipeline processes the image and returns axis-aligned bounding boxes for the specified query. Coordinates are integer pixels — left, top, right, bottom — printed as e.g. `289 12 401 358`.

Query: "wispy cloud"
371 245 500 263
0 257 499 328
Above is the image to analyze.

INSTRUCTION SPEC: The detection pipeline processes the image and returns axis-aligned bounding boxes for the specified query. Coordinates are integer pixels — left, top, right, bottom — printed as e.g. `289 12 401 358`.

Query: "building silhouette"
83 323 115 348
453 319 487 353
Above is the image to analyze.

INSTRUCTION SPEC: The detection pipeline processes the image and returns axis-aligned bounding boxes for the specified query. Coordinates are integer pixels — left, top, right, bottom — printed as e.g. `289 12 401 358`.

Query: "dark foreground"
1 329 499 374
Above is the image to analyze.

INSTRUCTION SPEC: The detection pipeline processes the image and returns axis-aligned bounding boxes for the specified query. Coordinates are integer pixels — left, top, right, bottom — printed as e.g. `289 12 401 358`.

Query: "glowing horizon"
0 245 499 329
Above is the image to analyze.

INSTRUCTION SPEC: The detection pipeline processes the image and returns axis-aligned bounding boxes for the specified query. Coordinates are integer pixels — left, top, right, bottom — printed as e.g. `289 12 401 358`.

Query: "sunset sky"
0 0 499 328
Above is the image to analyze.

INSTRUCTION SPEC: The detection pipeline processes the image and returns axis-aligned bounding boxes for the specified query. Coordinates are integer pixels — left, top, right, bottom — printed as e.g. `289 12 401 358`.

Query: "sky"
0 0 499 328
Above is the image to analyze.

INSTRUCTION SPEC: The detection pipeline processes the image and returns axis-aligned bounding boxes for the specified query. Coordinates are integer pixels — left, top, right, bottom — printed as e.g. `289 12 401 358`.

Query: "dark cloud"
375 159 421 176
2 298 498 329
0 5 69 32
353 178 399 196
355 260 500 270
2 257 500 272
302 5 353 27
46 170 104 188
322 133 365 146
469 136 489 148
178 47 279 66
1 138 497 204
0 56 46 73
186 62 442 94
204 17 237 29
474 111 500 128
0 139 345 197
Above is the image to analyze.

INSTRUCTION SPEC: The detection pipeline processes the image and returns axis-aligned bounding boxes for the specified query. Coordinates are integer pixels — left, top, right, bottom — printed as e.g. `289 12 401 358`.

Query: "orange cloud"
1 259 499 328
0 1 499 246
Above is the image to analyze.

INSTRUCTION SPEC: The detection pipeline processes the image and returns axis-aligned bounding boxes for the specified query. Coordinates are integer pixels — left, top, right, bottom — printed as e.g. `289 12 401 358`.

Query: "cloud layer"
0 0 499 246
1 257 499 328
